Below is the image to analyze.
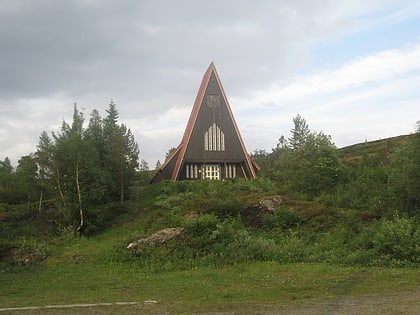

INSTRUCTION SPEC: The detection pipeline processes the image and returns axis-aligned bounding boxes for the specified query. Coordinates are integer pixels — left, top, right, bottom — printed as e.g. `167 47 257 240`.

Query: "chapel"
151 62 259 182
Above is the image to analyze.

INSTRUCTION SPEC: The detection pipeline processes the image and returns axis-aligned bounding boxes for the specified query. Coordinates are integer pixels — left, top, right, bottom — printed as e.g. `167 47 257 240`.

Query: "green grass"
1 260 418 313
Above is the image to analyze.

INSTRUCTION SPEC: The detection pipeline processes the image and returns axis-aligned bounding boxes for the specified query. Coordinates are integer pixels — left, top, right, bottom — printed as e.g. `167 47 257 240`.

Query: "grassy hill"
338 134 414 167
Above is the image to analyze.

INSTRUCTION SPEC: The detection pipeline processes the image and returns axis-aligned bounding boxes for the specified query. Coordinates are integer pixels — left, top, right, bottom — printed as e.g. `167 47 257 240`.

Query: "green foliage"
0 236 52 272
1 110 419 278
125 179 419 270
277 232 311 263
262 208 307 230
251 149 275 178
0 157 22 204
387 134 420 214
299 213 420 267
289 114 310 150
183 214 220 250
335 152 388 211
207 199 243 218
369 214 420 266
0 102 140 236
273 116 344 200
180 217 278 266
334 129 419 215
149 178 276 216
252 117 418 216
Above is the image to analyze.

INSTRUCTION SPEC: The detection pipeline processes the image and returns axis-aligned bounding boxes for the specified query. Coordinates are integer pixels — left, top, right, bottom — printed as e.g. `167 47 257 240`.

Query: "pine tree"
0 157 15 202
155 160 162 170
289 114 310 150
103 101 139 206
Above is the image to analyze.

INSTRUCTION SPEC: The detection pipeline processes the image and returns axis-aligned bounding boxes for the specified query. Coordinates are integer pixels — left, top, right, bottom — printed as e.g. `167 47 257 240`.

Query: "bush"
223 230 277 263
183 214 220 250
370 214 420 266
207 199 243 219
262 208 307 230
277 232 311 263
311 214 420 267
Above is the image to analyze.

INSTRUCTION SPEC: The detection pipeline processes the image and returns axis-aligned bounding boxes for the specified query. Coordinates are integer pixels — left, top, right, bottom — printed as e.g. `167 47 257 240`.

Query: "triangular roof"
152 62 258 182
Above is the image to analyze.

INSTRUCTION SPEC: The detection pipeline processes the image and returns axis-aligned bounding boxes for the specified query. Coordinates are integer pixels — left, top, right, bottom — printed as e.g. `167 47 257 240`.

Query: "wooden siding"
183 72 246 163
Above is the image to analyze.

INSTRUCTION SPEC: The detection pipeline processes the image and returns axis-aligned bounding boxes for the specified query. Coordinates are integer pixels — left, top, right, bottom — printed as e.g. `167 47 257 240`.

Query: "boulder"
127 227 184 251
259 196 283 212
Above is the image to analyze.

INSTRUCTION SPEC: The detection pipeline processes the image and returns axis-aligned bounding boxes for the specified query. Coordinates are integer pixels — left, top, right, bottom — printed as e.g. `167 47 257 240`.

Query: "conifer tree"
289 114 310 150
103 101 139 206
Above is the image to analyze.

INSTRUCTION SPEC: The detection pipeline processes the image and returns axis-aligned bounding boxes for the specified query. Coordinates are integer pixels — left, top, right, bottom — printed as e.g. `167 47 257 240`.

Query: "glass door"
202 165 220 180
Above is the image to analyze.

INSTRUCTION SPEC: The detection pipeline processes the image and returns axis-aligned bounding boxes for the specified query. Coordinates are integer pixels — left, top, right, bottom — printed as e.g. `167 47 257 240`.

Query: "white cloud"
246 43 420 107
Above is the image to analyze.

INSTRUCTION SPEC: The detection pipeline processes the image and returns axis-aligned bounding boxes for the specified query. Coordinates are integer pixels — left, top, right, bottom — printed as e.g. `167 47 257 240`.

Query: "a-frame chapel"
151 62 259 183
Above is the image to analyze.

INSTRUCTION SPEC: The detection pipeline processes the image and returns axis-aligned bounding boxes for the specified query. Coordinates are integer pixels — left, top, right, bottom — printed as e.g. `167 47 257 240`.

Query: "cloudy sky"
1 0 420 166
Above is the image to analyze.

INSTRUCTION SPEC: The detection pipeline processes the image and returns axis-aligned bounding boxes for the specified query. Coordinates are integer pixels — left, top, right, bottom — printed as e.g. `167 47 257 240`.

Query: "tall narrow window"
185 164 199 179
204 123 225 151
194 165 198 178
225 164 237 179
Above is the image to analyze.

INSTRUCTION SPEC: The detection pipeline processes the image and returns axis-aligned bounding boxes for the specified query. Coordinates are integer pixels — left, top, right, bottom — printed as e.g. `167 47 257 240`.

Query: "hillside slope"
338 134 414 167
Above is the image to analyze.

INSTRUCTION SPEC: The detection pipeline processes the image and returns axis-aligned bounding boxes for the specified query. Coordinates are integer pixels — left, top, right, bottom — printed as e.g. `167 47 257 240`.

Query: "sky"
1 0 420 167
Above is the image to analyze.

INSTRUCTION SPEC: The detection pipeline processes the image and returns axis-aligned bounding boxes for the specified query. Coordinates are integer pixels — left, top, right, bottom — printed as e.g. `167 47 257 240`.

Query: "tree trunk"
120 168 124 207
55 167 67 210
38 189 43 214
27 193 31 210
75 162 84 234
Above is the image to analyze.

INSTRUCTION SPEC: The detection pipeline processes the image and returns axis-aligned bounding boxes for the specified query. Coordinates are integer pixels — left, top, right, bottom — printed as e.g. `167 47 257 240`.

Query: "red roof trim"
171 62 215 180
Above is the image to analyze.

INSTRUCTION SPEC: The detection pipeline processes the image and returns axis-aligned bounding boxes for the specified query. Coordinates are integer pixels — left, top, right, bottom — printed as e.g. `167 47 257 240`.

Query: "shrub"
224 230 277 263
320 213 420 267
262 208 307 230
183 214 220 250
277 232 311 263
370 214 420 266
207 199 243 219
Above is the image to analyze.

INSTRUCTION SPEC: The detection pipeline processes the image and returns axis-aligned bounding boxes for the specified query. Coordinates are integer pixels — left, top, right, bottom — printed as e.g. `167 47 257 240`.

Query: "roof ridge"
170 62 215 179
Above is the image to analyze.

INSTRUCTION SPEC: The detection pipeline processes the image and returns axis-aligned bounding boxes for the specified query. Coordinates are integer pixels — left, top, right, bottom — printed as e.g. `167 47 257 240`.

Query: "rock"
127 227 184 251
259 196 282 212
241 196 283 227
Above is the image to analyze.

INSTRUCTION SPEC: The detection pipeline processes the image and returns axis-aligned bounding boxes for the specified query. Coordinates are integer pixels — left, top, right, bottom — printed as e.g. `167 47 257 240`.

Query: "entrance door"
202 165 221 180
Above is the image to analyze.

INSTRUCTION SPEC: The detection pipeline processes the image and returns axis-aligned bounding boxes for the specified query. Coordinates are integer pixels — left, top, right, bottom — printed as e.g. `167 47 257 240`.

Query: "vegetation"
252 116 420 215
1 102 139 235
0 110 419 312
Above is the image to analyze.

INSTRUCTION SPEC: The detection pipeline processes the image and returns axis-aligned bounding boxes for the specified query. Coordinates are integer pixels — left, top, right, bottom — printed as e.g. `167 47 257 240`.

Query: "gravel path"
0 290 418 314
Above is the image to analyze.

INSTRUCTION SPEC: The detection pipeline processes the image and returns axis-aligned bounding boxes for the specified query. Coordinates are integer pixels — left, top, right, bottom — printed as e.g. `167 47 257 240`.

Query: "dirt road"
0 290 418 314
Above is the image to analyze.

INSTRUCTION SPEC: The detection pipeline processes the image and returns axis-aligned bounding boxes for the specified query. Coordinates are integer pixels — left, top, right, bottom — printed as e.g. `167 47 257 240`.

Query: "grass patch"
1 260 419 312
0 255 420 311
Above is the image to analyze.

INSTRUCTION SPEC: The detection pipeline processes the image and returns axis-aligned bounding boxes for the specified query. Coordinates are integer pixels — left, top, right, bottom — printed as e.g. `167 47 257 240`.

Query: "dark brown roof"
152 62 257 181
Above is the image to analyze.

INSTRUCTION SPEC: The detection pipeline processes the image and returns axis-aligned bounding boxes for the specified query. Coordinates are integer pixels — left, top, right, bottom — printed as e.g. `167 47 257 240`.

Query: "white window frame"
202 165 221 180
204 123 225 151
